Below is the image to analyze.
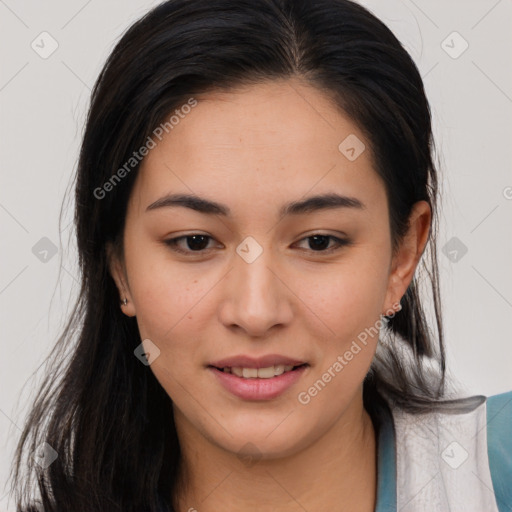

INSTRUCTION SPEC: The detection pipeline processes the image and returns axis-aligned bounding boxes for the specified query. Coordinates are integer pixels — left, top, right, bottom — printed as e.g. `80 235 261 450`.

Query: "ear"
383 200 431 314
106 241 136 317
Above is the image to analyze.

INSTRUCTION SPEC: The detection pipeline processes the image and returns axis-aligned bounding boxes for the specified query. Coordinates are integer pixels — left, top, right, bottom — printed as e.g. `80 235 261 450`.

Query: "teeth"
224 364 299 379
256 366 276 378
242 368 258 378
231 367 243 377
274 364 285 376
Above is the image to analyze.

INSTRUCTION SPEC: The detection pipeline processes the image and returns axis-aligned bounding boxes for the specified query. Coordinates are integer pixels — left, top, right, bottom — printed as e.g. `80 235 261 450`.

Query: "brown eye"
295 234 351 253
164 234 215 254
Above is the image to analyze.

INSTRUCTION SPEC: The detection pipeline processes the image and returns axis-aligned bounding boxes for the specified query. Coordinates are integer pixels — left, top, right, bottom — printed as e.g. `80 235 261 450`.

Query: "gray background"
1 0 511 509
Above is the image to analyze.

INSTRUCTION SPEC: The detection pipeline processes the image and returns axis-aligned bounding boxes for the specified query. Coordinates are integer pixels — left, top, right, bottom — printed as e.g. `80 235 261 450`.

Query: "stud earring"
120 298 128 306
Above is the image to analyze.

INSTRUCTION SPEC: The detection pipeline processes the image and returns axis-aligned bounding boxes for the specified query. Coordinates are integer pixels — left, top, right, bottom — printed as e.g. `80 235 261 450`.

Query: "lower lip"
208 365 308 401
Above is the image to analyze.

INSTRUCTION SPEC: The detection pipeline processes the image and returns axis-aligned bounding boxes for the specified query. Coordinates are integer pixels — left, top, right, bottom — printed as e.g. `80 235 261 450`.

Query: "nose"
217 244 293 337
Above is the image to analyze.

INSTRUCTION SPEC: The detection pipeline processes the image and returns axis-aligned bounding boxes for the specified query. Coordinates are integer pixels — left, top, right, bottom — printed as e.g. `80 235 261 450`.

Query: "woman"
10 0 511 511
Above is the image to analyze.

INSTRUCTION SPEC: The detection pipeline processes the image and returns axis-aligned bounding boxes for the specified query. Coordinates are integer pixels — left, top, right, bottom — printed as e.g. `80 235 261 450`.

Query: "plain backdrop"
1 0 511 509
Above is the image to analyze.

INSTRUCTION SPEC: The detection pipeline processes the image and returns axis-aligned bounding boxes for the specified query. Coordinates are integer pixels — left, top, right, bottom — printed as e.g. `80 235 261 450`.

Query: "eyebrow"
145 192 365 217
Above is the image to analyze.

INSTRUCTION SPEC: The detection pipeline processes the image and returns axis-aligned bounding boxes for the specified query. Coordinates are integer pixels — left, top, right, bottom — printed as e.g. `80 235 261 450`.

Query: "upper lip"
209 354 307 369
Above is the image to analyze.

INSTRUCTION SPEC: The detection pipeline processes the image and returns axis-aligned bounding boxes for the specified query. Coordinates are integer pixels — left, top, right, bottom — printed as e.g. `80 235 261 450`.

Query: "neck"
172 393 377 512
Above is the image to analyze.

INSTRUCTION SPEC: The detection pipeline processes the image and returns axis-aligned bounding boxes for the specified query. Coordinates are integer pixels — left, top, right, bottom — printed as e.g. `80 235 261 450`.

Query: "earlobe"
106 241 136 317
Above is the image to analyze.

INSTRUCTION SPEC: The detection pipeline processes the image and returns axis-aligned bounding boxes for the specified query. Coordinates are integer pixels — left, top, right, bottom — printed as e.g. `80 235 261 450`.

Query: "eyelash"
163 233 351 256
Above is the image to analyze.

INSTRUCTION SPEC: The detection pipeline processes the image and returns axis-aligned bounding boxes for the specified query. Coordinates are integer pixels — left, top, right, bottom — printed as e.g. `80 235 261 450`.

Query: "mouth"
208 363 309 379
208 362 309 400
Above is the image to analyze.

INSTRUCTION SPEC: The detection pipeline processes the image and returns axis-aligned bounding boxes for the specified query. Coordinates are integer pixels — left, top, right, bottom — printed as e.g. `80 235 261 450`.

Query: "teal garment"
373 396 397 511
372 390 512 512
487 391 512 512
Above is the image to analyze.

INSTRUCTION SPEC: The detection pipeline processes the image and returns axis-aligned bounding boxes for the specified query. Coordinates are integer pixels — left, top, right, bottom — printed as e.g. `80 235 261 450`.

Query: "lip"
208 364 309 401
208 354 307 369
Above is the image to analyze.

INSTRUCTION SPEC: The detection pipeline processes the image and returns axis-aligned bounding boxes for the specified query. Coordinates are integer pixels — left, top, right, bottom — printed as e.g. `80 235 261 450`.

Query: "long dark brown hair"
11 0 447 509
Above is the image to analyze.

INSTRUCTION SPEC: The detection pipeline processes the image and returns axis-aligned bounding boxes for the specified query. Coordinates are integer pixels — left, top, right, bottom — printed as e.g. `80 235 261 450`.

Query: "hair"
10 0 450 510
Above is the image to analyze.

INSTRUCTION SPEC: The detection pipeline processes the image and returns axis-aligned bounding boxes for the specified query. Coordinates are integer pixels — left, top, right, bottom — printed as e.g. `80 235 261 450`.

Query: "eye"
164 233 351 256
294 234 351 253
164 234 218 255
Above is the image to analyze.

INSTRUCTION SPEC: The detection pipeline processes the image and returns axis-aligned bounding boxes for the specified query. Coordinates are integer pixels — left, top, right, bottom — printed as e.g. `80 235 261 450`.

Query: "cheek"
293 260 389 416
131 272 215 350
127 264 213 402
123 236 215 352
293 253 390 340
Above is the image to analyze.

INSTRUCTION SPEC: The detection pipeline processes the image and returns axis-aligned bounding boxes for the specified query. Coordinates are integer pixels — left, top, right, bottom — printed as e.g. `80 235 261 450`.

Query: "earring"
120 298 128 306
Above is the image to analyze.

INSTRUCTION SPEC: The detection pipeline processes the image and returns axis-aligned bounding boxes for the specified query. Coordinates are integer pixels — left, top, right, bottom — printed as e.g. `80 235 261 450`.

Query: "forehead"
129 78 386 218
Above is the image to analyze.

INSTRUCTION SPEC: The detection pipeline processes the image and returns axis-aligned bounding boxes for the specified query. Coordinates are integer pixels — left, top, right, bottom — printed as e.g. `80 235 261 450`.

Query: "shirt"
373 390 512 512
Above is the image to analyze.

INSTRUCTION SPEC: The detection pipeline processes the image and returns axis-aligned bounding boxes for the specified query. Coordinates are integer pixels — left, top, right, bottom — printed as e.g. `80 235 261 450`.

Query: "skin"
108 77 431 512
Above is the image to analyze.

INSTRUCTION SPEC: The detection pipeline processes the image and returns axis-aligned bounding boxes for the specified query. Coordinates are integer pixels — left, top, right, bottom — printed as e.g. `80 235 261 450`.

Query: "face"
109 78 429 460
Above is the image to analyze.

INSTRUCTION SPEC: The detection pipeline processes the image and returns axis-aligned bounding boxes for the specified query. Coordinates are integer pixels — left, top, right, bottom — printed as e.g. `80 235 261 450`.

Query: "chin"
211 417 315 461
